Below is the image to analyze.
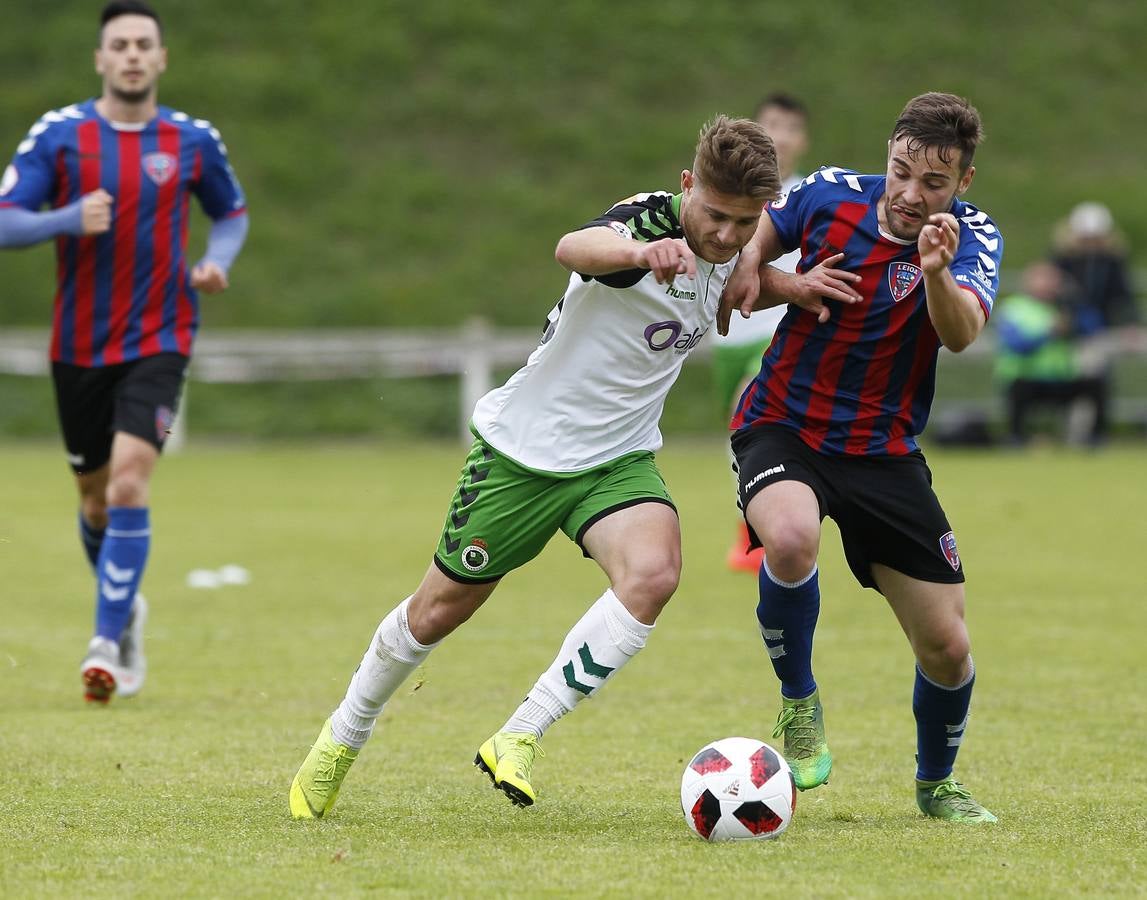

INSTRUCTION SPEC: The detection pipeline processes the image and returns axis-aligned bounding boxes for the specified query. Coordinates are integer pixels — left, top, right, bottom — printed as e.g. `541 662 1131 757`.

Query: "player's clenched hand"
919 213 959 275
791 252 863 323
717 253 761 336
80 189 113 235
190 261 229 294
637 238 695 285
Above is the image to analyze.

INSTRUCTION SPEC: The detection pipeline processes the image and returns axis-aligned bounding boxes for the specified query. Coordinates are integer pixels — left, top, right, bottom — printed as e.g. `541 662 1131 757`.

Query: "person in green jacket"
994 261 1106 444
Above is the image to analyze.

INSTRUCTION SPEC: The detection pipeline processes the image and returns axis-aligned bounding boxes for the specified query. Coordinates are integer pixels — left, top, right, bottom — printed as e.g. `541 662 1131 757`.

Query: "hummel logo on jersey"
889 262 923 302
665 283 697 301
744 463 786 491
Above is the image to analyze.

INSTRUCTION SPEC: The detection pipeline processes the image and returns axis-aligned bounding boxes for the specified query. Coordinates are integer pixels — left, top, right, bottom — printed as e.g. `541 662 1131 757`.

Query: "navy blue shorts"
52 353 188 474
731 424 965 590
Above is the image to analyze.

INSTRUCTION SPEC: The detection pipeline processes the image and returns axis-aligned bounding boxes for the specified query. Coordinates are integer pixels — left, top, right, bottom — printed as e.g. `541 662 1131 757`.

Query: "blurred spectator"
1052 202 1138 336
1050 202 1145 441
994 261 1107 445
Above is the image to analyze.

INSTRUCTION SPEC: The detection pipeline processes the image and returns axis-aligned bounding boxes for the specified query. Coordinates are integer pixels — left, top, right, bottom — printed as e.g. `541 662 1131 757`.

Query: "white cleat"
116 593 148 699
81 637 133 703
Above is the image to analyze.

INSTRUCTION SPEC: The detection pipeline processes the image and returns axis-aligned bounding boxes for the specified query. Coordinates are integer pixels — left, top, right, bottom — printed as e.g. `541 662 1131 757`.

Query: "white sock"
502 589 653 738
330 597 437 749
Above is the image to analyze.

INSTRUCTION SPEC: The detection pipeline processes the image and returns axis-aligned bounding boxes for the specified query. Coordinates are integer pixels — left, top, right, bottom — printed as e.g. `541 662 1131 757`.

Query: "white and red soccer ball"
681 737 796 841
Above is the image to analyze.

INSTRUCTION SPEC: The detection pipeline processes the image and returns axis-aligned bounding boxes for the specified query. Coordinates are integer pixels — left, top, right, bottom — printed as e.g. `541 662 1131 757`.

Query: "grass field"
1 440 1144 897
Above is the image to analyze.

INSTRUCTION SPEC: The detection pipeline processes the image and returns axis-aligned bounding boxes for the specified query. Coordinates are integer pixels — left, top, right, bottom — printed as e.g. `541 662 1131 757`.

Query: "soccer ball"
680 737 796 841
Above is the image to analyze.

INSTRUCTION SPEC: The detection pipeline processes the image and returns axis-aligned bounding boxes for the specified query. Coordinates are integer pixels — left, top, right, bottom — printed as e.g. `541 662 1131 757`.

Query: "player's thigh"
832 453 965 591
561 452 676 562
732 425 826 559
114 352 189 452
52 361 117 475
873 563 970 678
873 564 967 641
433 440 574 584
579 500 682 586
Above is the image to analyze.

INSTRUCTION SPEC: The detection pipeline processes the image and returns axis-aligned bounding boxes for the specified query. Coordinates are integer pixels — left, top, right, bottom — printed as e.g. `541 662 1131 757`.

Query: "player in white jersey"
711 93 811 572
289 116 780 818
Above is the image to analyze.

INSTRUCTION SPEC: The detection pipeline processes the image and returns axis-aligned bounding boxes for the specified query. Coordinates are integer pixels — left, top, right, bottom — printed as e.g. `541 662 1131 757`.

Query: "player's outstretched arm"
758 253 863 324
555 226 694 284
717 216 779 335
0 189 113 248
920 213 986 351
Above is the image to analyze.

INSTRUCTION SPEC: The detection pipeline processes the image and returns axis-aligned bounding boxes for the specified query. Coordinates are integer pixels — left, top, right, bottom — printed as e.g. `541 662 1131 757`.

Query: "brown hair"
753 92 809 123
891 92 983 171
693 115 780 204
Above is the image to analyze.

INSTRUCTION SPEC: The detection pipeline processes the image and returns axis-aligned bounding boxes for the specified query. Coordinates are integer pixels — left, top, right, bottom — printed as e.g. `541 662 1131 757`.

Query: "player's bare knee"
917 638 972 685
106 473 149 508
80 496 109 528
614 560 679 621
759 525 817 582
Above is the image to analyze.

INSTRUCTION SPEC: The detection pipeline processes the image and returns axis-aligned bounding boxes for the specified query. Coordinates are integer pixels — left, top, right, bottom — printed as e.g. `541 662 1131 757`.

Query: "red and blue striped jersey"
732 167 1003 456
0 99 246 366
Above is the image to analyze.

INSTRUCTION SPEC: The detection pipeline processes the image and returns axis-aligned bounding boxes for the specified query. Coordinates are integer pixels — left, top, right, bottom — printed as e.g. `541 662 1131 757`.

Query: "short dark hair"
693 115 780 204
754 92 809 122
101 1 162 35
891 92 983 171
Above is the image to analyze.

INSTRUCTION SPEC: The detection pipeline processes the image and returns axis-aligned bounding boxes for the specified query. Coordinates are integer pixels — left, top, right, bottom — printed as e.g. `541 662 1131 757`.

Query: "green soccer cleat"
289 718 359 820
917 776 998 823
772 689 833 791
475 731 545 807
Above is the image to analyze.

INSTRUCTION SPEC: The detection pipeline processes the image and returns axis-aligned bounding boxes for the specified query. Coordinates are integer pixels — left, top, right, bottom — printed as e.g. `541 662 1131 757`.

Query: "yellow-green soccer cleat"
289 718 359 820
917 776 998 823
772 689 833 791
474 731 545 807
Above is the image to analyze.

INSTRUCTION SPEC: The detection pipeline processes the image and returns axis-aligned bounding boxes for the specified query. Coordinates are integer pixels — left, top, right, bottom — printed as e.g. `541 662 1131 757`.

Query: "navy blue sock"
94 507 150 641
913 661 974 781
79 512 106 571
757 561 819 699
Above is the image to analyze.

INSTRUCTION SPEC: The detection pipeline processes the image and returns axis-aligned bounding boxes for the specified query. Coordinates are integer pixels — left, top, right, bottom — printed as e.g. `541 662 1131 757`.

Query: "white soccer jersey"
472 191 735 473
713 173 803 347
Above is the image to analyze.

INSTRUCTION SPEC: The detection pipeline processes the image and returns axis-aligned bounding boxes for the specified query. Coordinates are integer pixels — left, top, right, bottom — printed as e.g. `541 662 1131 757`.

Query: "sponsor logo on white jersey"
643 320 706 352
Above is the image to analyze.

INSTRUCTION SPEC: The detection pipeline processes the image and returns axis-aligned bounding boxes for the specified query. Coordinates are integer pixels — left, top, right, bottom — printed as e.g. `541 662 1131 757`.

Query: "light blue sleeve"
195 211 249 274
0 200 84 248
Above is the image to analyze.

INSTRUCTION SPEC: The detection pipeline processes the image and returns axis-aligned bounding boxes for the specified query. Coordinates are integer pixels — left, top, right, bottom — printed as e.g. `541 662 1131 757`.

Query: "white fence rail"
4 325 1144 448
0 323 547 446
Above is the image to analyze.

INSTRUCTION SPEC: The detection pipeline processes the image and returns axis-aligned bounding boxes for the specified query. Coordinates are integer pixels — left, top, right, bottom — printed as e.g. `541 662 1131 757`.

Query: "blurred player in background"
0 0 248 703
289 116 780 818
720 92 1001 822
713 93 810 572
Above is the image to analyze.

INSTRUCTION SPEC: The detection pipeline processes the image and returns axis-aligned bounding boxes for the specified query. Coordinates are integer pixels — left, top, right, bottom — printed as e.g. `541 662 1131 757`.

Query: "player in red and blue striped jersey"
0 1 249 704
718 93 1000 823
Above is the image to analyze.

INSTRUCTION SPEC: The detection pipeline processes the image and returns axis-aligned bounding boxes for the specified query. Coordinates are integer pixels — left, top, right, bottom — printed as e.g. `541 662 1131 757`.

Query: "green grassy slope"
1 442 1143 896
2 1 1145 327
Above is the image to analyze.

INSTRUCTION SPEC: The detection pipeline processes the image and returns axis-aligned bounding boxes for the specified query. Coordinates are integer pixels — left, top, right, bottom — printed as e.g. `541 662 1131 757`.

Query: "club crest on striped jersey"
142 151 178 186
939 531 960 571
888 261 922 302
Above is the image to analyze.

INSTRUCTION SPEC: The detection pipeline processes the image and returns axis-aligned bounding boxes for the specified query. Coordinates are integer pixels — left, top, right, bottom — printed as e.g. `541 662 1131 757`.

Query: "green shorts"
712 339 772 411
433 438 676 583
